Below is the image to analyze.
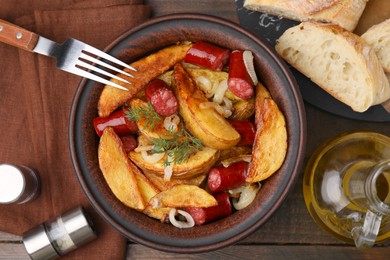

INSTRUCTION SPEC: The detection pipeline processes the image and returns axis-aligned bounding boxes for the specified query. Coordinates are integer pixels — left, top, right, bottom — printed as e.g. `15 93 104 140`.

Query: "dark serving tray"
236 0 390 122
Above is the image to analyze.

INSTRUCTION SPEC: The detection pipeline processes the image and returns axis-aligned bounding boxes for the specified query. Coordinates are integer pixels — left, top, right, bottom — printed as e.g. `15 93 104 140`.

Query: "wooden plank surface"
1 234 390 260
145 0 239 22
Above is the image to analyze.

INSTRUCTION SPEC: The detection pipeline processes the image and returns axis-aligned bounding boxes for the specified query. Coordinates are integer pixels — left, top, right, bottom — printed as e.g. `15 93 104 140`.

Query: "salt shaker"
0 163 40 204
23 207 97 260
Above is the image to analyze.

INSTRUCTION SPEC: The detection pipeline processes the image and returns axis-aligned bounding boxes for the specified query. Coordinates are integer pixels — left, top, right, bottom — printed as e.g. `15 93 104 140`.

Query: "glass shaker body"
0 164 40 204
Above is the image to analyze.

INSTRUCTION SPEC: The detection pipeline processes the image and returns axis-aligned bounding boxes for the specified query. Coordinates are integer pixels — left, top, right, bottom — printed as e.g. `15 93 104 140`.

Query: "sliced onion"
221 155 252 168
164 165 173 181
243 50 258 85
196 76 212 95
213 79 228 104
232 183 261 210
141 150 165 164
164 114 180 132
134 145 154 153
223 109 232 118
169 209 195 228
199 101 232 118
151 198 161 208
222 97 233 111
221 97 233 118
163 155 174 181
209 79 220 98
228 185 246 195
199 102 225 115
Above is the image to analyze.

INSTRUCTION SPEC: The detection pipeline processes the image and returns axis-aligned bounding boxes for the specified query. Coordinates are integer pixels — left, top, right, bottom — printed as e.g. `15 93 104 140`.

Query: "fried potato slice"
172 63 240 149
246 91 287 183
129 147 220 179
230 98 255 120
143 170 207 191
158 68 255 120
149 184 217 208
98 127 146 210
128 99 180 140
143 205 171 222
254 82 272 125
133 169 160 204
98 43 192 117
218 146 252 162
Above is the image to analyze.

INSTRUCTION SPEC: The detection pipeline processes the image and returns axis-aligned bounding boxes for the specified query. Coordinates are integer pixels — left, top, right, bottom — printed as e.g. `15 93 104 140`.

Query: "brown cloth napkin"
0 0 151 259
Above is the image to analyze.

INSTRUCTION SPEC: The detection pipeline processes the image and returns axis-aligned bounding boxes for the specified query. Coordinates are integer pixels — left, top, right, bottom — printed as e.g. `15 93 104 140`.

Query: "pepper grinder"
23 207 97 260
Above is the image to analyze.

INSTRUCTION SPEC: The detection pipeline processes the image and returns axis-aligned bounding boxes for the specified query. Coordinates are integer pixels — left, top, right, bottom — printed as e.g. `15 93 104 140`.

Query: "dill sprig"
150 126 204 166
125 102 161 130
125 102 204 166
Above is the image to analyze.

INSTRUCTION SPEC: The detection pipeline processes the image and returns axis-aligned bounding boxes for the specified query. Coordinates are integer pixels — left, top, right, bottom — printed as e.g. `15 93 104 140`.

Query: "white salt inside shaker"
0 164 40 204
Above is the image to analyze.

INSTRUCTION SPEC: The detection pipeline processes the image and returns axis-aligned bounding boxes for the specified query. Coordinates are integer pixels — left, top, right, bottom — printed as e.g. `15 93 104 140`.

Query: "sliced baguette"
361 19 390 73
243 0 368 31
275 22 390 112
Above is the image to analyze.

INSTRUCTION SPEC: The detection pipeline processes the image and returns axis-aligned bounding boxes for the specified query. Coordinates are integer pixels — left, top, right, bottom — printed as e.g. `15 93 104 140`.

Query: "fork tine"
72 67 129 91
76 59 132 85
79 53 135 78
82 44 137 72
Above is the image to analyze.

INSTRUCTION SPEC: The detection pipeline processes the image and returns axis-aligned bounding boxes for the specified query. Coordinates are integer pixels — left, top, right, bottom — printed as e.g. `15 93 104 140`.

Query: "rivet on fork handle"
0 19 39 51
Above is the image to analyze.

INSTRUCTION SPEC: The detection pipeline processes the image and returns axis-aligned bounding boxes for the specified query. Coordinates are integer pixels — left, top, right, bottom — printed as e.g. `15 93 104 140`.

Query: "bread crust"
243 0 368 31
361 19 390 73
275 22 390 112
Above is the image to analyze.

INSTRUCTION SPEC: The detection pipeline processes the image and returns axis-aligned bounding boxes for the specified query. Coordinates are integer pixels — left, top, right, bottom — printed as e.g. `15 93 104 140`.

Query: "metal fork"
0 19 134 91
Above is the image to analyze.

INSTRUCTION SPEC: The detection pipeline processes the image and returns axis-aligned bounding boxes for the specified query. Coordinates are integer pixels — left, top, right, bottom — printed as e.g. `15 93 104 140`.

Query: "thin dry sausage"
207 161 247 192
228 50 254 100
93 109 138 137
145 79 178 116
184 193 232 225
184 41 230 71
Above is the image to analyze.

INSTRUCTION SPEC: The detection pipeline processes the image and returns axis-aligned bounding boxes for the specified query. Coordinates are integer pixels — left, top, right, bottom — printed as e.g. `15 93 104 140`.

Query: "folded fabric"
0 1 151 259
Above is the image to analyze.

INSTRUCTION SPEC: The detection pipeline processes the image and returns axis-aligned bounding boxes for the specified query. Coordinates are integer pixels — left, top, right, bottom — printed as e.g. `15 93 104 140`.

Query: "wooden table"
1 0 390 259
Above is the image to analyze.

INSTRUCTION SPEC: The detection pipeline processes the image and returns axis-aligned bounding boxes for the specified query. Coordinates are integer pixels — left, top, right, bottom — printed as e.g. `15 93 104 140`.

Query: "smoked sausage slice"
184 193 232 225
145 79 178 117
207 161 247 192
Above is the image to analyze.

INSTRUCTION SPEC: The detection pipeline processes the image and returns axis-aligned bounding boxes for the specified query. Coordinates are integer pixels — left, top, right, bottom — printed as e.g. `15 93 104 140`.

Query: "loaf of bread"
275 22 390 112
243 0 368 31
361 19 390 73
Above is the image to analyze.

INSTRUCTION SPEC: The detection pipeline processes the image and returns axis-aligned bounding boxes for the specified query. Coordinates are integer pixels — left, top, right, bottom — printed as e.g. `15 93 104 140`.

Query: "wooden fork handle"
0 19 39 51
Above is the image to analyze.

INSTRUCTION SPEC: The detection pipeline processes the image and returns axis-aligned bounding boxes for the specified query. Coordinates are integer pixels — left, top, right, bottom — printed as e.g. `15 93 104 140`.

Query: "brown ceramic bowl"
69 14 306 253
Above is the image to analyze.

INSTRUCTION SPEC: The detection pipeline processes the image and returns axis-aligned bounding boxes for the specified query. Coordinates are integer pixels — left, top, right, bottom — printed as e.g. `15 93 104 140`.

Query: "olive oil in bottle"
303 131 390 247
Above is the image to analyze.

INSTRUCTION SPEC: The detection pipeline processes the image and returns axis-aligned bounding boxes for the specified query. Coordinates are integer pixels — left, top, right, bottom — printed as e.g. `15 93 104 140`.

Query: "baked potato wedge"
159 68 255 120
143 170 207 191
218 146 252 162
172 63 240 149
128 99 179 140
159 68 240 101
129 147 220 179
149 184 217 208
143 205 171 222
254 82 272 125
98 127 145 210
246 97 287 183
133 170 160 204
98 43 192 117
230 98 255 120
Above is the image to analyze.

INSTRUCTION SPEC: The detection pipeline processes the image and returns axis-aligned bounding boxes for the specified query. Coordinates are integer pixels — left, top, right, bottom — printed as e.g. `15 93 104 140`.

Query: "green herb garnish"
125 102 161 130
151 125 203 166
126 102 204 166
151 125 204 166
